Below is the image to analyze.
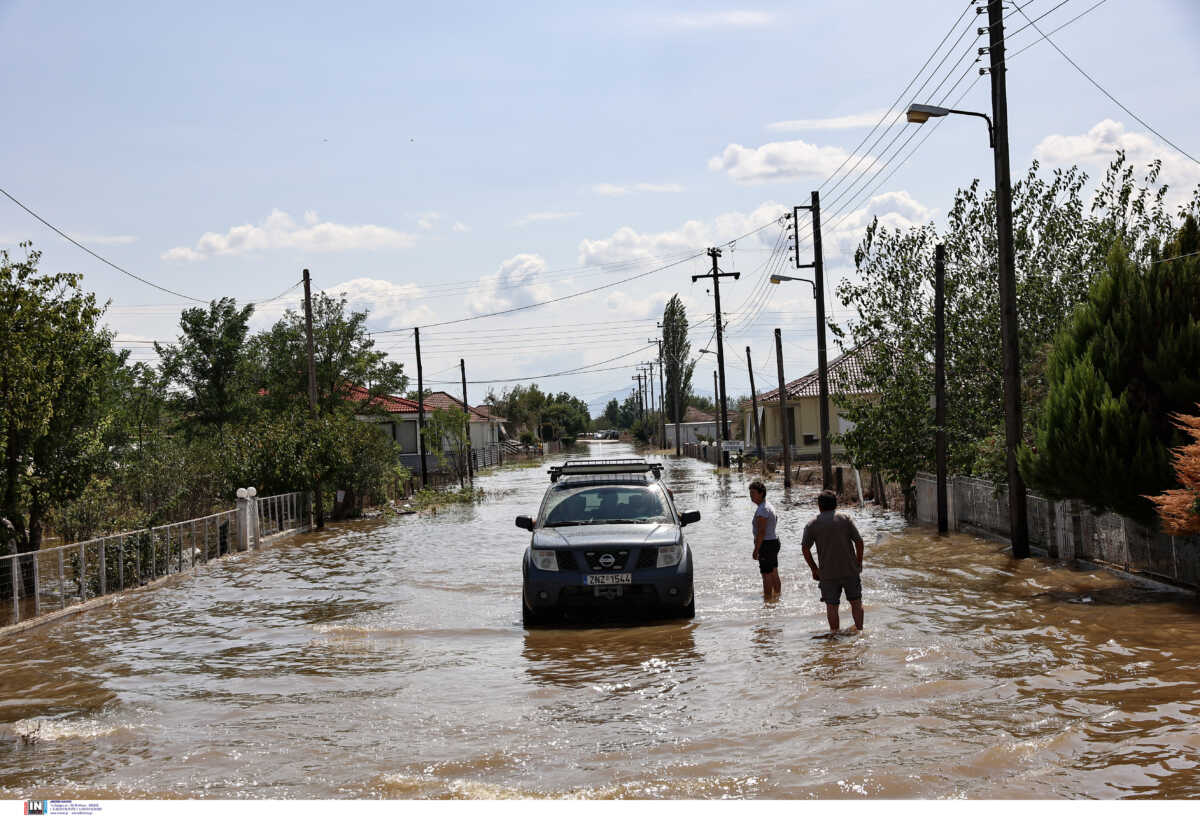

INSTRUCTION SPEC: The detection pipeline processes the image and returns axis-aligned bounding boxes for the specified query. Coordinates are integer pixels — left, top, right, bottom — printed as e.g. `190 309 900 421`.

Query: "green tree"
0 245 113 564
833 153 1197 488
156 297 256 432
422 406 470 486
661 295 696 427
252 292 406 416
1020 220 1200 523
603 398 620 427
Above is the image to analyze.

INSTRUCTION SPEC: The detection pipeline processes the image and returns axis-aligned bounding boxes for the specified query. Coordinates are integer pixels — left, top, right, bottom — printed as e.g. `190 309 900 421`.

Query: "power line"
1011 2 1198 167
0 185 210 303
423 344 654 385
1008 0 1107 60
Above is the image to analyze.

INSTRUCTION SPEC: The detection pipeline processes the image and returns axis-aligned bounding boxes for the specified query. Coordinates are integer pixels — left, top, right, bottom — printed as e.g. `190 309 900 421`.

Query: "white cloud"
162 209 418 261
466 253 554 315
708 139 861 184
822 190 935 263
578 201 788 265
452 221 471 233
665 10 773 28
591 182 686 196
514 211 580 227
1034 119 1200 207
315 277 436 330
766 110 889 132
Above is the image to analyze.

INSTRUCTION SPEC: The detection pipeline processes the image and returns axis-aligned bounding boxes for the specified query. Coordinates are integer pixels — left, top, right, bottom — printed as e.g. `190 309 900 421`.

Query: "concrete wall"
914 472 1200 590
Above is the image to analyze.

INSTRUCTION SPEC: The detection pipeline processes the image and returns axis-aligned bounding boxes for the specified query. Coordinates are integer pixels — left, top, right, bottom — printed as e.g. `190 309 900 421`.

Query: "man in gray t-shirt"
801 490 865 633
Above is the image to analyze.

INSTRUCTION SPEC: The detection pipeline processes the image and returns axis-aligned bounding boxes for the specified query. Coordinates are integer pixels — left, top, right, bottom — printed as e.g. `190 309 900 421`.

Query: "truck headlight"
531 549 559 571
657 544 683 568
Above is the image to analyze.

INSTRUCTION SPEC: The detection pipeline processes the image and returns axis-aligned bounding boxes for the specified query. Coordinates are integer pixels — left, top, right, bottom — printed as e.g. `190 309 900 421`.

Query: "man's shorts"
758 539 781 574
819 575 862 604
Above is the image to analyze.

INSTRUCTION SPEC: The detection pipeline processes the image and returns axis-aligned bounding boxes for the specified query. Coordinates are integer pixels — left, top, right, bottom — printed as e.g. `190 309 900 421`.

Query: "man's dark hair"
817 490 837 511
749 480 766 496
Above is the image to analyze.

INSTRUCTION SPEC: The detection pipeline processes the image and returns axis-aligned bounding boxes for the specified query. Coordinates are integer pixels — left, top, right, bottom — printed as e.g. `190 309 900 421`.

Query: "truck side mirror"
515 515 534 531
680 510 701 527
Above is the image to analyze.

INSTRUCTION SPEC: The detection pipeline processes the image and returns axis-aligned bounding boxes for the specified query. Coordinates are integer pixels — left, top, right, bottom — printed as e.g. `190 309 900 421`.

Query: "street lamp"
769 273 816 296
906 96 1029 557
905 103 995 147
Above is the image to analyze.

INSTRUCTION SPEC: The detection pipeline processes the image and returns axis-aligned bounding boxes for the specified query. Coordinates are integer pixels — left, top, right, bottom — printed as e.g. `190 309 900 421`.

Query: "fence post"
10 556 17 623
58 548 65 609
79 542 86 601
237 488 252 552
31 554 39 619
119 537 125 591
99 539 106 596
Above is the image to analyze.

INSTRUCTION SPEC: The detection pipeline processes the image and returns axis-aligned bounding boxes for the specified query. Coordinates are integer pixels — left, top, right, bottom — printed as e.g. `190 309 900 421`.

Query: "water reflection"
522 623 700 689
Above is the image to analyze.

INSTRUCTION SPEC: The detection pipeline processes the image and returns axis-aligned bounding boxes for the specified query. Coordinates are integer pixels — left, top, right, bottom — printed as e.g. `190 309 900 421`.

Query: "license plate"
586 573 632 586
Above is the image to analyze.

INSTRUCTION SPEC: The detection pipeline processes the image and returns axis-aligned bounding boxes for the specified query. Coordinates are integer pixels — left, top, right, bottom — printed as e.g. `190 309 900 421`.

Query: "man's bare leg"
769 571 782 597
826 603 840 632
850 599 864 630
761 572 773 599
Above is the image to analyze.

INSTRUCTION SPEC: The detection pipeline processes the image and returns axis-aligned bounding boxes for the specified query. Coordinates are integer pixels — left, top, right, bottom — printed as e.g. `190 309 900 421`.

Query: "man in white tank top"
749 480 781 599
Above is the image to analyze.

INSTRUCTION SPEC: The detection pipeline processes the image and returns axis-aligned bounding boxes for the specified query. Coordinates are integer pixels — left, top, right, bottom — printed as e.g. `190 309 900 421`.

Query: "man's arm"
801 525 819 579
847 517 865 570
753 515 766 559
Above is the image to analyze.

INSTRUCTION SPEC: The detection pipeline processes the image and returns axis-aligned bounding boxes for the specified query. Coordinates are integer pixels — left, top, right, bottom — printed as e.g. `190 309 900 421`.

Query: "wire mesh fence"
915 473 1200 590
1 491 307 629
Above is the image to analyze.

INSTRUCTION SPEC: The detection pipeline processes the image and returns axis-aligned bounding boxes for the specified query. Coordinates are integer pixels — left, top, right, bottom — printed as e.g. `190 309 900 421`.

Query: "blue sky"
2 0 1199 412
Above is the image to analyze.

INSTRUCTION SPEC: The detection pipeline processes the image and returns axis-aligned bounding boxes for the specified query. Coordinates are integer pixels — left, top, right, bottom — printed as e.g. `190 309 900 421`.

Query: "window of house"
803 433 818 446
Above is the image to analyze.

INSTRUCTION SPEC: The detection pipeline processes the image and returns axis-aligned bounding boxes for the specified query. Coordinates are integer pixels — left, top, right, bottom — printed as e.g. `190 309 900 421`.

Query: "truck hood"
532 524 680 548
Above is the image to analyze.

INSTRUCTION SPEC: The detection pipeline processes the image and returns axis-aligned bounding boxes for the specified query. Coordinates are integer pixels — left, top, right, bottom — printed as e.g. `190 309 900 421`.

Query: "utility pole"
650 338 667 450
792 194 833 490
646 362 656 444
460 358 473 486
986 0 1029 557
747 346 764 460
414 327 428 488
775 328 792 488
935 244 948 534
632 373 644 419
692 248 739 462
302 269 324 529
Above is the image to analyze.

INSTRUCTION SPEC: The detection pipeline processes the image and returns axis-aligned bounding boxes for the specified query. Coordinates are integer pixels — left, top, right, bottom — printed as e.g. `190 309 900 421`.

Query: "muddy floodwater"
2 443 1199 799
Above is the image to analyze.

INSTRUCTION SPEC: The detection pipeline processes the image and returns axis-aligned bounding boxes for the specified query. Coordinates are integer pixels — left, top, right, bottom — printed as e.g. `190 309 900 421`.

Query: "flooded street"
1 442 1198 799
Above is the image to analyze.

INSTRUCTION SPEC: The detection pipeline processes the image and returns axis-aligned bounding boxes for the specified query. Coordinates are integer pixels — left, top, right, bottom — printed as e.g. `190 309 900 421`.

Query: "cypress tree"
1020 216 1200 523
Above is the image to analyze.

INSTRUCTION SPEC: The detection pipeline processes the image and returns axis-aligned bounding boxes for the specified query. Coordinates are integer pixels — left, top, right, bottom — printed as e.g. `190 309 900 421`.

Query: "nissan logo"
599 554 616 568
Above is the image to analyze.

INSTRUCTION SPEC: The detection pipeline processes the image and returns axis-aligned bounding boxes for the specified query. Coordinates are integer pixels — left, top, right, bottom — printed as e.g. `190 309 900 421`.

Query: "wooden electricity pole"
747 345 764 460
414 327 428 488
793 193 833 489
461 358 473 485
987 0 1029 557
775 328 792 488
935 243 948 534
302 268 324 529
692 247 739 461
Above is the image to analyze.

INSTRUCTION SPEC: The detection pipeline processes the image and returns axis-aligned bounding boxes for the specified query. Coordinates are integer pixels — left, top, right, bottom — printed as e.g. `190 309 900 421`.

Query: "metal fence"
914 472 1200 590
471 442 504 469
1 491 308 628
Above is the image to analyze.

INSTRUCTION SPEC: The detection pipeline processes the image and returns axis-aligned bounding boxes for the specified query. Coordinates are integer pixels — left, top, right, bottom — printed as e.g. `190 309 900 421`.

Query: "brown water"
1 443 1198 799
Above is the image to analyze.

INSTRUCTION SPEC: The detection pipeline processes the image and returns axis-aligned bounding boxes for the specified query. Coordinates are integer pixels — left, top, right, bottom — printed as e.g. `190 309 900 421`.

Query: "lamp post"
905 87 1029 557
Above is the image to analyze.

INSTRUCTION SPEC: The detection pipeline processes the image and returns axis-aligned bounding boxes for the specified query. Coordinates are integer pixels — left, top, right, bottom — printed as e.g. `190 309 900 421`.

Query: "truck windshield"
542 485 671 526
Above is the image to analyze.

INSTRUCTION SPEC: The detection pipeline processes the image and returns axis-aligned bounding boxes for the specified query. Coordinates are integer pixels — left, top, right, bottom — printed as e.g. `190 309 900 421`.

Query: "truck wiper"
544 521 588 527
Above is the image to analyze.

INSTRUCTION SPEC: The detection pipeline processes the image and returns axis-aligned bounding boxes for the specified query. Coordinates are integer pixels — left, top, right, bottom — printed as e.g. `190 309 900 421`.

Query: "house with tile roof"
741 342 879 457
345 384 506 474
665 405 737 445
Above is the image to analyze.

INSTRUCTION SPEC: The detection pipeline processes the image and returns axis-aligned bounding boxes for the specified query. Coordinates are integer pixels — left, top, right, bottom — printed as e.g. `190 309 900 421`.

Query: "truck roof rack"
548 458 663 483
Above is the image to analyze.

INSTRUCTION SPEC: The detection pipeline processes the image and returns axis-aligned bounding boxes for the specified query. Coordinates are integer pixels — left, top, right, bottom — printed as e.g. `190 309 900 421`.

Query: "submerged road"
1 443 1198 798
